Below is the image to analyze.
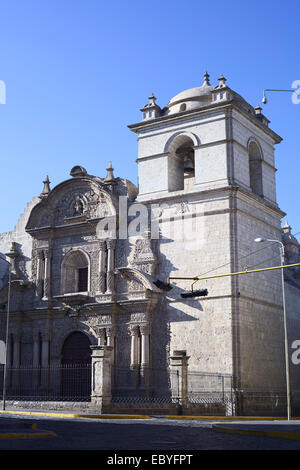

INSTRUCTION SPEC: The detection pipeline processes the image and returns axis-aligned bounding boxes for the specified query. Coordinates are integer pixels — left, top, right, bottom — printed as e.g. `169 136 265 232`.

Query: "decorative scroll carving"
54 188 113 225
128 231 157 276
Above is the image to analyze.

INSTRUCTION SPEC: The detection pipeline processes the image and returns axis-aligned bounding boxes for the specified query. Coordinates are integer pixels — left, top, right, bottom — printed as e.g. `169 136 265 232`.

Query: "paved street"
1 414 300 452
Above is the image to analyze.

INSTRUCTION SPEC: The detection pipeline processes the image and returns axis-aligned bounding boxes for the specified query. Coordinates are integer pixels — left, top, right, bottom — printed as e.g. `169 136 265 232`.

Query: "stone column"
32 333 40 367
106 326 115 348
106 327 116 388
12 333 20 389
32 333 40 388
97 328 107 346
106 239 116 293
129 325 140 367
170 350 190 414
41 333 49 367
5 335 12 368
98 241 107 293
51 357 61 397
40 332 50 390
43 248 52 300
36 251 44 298
140 324 151 393
140 324 150 367
5 335 12 389
12 333 20 368
90 345 113 411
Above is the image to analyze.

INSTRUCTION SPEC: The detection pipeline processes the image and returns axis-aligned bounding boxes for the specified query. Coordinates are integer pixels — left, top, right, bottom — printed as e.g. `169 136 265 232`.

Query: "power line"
195 230 300 279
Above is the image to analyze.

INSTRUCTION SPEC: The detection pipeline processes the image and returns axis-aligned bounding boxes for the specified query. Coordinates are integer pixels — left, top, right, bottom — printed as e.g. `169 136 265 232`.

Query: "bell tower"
129 72 281 205
129 73 287 414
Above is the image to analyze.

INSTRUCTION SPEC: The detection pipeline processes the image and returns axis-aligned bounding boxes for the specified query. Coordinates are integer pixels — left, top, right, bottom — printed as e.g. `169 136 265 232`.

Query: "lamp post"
0 254 12 411
254 237 291 420
262 89 294 104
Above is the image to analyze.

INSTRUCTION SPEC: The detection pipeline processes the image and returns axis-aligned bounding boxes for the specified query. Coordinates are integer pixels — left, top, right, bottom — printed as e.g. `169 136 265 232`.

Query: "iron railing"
111 366 179 404
0 363 91 402
0 364 294 415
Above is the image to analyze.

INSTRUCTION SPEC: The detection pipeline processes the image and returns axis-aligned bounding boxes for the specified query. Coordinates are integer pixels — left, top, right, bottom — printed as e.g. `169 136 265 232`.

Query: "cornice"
128 100 282 144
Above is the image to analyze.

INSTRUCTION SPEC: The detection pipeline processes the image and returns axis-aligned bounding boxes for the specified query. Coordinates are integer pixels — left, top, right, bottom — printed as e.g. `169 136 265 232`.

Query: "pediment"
26 177 118 232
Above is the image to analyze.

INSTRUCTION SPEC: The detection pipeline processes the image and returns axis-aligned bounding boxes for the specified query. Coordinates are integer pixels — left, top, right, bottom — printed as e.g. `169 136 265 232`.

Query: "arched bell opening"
176 143 195 176
168 135 195 192
248 140 263 197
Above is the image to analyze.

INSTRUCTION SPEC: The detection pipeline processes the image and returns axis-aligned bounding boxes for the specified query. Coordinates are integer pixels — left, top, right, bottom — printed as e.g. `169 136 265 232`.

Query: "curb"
0 410 151 420
165 416 300 421
212 424 300 440
75 414 152 419
0 430 57 439
1 410 299 421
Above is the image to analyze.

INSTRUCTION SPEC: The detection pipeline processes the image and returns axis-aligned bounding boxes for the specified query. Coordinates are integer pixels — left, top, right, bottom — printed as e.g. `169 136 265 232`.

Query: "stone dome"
282 221 299 246
282 231 299 246
164 72 214 116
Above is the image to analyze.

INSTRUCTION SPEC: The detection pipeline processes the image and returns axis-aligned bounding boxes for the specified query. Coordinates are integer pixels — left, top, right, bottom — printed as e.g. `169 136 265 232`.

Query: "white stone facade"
0 73 300 414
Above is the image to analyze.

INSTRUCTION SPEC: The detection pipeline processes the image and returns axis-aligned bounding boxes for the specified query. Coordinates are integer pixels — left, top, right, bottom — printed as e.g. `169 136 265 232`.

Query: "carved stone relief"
128 231 157 276
54 188 112 225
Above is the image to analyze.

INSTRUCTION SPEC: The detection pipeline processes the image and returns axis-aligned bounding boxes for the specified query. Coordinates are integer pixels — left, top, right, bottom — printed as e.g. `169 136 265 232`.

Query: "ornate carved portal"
21 171 165 403
61 331 91 399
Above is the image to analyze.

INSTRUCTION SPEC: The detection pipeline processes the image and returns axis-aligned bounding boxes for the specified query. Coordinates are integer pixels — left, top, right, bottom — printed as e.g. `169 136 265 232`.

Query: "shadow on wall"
0 251 9 290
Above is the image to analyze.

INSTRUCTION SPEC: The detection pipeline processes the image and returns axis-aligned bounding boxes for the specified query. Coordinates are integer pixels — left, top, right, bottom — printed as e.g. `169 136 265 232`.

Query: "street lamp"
262 89 294 104
254 237 291 420
0 254 12 411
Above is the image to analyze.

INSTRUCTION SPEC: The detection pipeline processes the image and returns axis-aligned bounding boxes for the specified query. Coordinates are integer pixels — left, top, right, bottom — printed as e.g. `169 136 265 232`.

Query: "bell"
184 157 194 173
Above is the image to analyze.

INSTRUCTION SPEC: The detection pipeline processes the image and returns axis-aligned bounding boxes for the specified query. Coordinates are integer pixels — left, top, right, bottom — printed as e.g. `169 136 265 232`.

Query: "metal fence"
0 364 235 409
0 364 295 415
111 366 179 405
187 370 235 415
110 367 235 414
0 363 91 402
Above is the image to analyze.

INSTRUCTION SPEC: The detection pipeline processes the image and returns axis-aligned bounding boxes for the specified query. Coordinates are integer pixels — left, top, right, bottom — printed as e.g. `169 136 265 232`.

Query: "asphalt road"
1 414 300 454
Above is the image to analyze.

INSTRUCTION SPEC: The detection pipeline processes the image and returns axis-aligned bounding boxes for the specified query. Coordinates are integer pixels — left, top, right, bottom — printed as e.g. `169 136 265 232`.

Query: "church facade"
1 73 300 415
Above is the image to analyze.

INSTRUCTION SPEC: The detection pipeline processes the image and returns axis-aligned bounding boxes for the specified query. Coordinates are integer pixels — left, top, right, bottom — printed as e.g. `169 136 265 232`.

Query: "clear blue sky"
0 0 299 238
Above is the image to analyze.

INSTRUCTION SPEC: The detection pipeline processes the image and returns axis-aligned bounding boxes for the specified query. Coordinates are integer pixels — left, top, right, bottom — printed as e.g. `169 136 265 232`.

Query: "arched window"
167 135 195 191
61 250 89 294
249 140 263 197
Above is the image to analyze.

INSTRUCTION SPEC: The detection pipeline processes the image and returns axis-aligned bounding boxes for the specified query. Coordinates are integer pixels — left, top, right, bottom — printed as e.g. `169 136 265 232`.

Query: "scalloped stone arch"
61 248 91 294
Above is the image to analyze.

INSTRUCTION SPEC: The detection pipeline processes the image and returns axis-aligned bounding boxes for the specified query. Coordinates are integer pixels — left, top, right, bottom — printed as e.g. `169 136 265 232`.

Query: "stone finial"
5 242 19 277
203 71 211 86
148 93 157 106
140 92 161 120
10 241 18 253
7 242 18 258
282 219 292 234
70 165 87 177
218 74 227 87
255 105 262 115
40 175 51 198
104 161 115 182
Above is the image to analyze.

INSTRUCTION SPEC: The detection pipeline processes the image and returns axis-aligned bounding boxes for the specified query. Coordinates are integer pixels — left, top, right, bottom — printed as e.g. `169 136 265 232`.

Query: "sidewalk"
212 420 300 440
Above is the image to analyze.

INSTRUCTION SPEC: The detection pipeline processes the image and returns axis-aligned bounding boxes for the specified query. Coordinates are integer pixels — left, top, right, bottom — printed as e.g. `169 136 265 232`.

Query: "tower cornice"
128 101 282 144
